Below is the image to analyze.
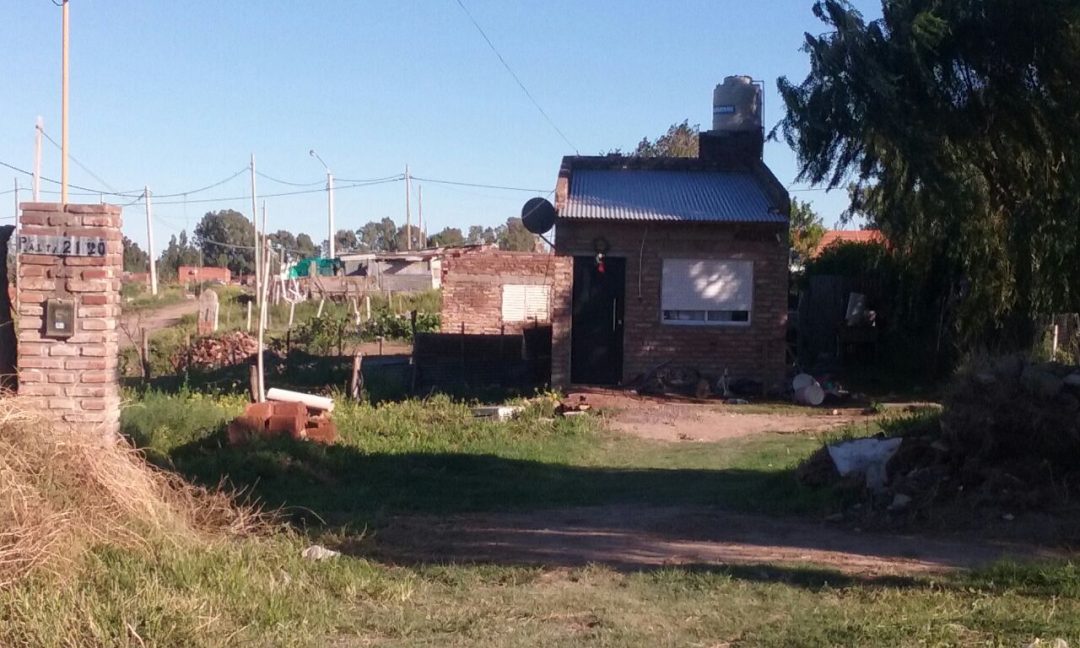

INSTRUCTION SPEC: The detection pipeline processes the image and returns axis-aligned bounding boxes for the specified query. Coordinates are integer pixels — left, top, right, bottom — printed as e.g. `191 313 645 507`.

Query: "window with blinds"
501 284 551 323
661 259 753 326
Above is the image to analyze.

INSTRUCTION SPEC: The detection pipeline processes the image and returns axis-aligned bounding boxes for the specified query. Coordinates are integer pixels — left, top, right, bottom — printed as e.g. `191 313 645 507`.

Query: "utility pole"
250 153 261 312
404 164 412 250
13 179 19 318
60 0 69 204
327 170 335 259
309 149 334 259
33 117 42 201
144 187 158 296
418 184 425 248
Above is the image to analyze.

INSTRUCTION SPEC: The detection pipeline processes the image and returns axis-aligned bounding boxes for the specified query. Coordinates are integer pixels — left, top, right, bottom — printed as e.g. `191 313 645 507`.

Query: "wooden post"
350 352 363 400
246 300 252 332
317 298 325 318
249 364 259 403
460 321 466 387
410 309 417 339
378 336 384 356
288 301 296 328
140 327 151 380
364 294 371 321
352 297 360 326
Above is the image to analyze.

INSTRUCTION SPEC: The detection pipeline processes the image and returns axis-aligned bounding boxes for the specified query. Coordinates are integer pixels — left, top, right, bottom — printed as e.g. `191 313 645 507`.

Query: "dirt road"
572 390 871 442
119 299 199 348
373 505 1063 577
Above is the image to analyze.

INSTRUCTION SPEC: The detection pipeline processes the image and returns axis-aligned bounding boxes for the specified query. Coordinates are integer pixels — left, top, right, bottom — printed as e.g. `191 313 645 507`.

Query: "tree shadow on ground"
144 431 1052 586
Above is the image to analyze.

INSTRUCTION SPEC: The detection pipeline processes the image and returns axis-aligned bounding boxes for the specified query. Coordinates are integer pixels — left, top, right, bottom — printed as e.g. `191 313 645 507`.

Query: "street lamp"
309 149 335 259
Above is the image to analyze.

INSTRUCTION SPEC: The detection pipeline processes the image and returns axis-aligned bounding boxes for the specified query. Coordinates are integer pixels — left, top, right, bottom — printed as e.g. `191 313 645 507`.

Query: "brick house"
550 77 790 390
440 248 570 335
177 265 231 285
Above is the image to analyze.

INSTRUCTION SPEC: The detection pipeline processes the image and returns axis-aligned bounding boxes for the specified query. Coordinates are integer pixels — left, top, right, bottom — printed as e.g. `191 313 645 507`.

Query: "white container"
792 373 815 392
794 383 825 407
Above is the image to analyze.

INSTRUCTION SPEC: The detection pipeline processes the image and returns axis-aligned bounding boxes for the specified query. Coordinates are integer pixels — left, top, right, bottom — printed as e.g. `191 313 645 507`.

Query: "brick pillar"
16 203 123 436
550 256 573 389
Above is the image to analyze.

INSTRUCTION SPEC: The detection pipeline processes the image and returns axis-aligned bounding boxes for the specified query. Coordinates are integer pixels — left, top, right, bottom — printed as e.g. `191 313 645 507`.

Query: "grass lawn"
121 390 842 526
3 391 1075 647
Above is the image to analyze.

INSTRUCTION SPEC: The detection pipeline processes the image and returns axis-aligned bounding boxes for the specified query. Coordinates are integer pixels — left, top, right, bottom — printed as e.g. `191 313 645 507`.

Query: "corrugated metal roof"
562 169 785 223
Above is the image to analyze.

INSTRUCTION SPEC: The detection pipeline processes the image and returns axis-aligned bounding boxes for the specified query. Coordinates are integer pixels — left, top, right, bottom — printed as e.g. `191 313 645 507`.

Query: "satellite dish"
521 197 556 235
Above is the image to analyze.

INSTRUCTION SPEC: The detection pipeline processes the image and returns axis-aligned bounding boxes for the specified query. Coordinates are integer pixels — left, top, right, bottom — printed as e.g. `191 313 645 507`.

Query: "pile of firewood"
172 332 259 372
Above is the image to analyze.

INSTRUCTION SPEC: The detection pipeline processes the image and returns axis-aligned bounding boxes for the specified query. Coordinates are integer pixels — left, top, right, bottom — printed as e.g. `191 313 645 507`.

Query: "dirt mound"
0 399 262 587
943 354 1080 488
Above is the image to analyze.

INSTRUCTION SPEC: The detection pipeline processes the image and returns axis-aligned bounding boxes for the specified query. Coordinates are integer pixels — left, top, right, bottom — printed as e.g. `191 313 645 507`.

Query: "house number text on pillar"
18 234 107 257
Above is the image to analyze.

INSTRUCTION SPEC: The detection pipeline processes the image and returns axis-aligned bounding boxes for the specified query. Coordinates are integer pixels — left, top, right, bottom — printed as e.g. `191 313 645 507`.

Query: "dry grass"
0 398 262 588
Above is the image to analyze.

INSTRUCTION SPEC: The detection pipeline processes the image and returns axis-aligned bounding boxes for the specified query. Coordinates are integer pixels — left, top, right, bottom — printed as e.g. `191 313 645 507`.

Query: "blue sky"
0 0 881 250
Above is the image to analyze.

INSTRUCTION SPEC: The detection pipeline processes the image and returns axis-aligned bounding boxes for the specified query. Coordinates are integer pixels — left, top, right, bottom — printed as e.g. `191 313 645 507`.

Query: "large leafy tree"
789 199 826 267
428 227 465 248
614 120 700 158
193 210 256 275
122 236 150 273
334 229 360 253
497 217 538 252
156 230 202 281
357 218 398 252
777 0 1080 350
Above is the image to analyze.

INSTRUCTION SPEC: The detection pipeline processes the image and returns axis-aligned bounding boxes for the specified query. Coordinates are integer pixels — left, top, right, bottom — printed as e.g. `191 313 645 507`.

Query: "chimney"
699 75 764 166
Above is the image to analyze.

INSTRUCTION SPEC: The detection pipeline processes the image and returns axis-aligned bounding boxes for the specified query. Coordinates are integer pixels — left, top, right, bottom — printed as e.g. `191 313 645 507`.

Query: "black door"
571 256 625 385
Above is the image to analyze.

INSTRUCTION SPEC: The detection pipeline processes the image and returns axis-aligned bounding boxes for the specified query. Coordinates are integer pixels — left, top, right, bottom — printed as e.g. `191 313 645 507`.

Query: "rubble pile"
799 354 1080 516
173 332 259 372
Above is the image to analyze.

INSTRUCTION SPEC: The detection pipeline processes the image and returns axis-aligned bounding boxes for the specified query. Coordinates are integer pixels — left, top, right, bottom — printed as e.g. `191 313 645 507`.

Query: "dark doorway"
571 256 625 385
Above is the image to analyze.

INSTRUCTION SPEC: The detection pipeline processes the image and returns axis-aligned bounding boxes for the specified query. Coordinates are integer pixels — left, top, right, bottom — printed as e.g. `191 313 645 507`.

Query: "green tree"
193 210 255 275
295 233 318 258
776 0 1080 352
609 120 700 158
428 227 465 248
466 225 497 245
357 218 398 252
334 229 359 253
267 230 297 254
394 224 424 252
156 230 201 281
789 199 826 267
122 236 150 273
497 217 537 252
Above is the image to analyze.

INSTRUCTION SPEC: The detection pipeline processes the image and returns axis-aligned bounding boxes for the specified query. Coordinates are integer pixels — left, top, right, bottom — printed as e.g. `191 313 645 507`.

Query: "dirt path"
372 505 1064 577
572 391 871 442
119 300 199 348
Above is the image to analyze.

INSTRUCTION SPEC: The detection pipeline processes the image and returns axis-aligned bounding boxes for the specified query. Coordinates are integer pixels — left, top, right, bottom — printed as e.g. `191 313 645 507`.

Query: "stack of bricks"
440 250 571 335
16 203 123 436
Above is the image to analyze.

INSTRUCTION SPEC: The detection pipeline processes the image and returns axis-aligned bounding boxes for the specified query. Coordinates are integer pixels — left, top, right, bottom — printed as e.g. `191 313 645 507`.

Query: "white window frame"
501 284 551 323
660 258 753 327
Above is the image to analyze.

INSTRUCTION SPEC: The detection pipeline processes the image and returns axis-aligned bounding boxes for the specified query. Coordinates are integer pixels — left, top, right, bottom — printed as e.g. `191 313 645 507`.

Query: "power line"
452 0 579 154
149 176 405 206
38 125 121 193
256 170 325 187
412 175 549 193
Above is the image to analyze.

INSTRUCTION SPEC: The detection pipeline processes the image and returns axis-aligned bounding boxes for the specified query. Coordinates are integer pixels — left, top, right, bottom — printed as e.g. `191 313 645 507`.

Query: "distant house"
812 230 886 258
549 76 791 390
337 250 442 292
177 265 230 285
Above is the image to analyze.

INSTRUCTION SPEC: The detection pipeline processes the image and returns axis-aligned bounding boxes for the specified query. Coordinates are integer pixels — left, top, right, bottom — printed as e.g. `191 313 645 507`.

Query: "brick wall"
16 203 123 435
440 250 571 335
552 220 788 390
178 265 231 285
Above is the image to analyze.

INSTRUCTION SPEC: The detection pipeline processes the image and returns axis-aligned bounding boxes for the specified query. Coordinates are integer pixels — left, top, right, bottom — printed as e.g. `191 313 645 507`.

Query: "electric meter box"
45 299 75 339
